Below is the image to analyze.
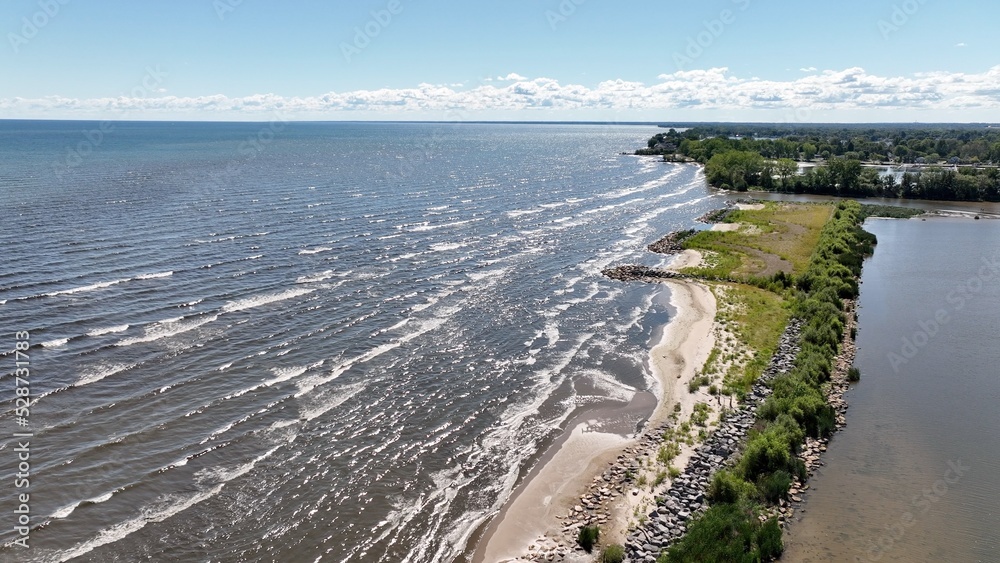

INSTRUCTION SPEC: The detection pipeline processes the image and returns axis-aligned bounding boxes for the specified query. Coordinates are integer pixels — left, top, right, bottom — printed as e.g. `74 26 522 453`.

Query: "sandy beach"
474 275 717 562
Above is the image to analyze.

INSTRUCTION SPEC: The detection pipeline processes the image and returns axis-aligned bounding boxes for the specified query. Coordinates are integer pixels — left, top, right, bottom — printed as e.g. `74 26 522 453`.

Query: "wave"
135 271 173 280
295 314 451 398
74 363 136 388
115 314 219 347
50 491 115 520
55 444 285 563
296 270 335 284
44 271 174 297
45 278 129 297
298 247 333 255
428 242 466 253
86 325 129 337
42 338 69 348
297 381 367 422
223 360 320 401
221 288 315 314
408 218 482 232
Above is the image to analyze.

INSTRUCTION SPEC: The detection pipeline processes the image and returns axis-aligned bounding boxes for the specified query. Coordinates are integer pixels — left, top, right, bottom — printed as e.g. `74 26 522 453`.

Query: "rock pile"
623 320 803 562
647 230 696 255
602 265 685 283
695 208 733 224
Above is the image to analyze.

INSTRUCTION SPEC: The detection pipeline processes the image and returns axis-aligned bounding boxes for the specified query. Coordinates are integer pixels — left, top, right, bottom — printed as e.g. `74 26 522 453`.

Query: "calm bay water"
783 218 1000 563
0 122 722 562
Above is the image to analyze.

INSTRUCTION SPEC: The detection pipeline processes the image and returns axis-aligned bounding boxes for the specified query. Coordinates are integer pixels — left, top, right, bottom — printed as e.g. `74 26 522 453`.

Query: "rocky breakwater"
647 230 696 255
602 265 687 283
623 320 803 563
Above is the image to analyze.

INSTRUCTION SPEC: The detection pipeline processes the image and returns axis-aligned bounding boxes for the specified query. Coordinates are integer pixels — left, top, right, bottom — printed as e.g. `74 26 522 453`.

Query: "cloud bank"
4 67 1000 121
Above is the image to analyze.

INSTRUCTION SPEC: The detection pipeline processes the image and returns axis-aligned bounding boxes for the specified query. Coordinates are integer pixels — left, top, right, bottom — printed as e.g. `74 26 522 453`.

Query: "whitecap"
299 247 333 255
86 324 129 337
136 271 173 280
221 288 315 314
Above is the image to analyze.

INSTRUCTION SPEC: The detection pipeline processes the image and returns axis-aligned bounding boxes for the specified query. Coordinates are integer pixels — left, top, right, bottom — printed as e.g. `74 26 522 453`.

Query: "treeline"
638 126 1000 201
660 201 874 563
641 124 1000 164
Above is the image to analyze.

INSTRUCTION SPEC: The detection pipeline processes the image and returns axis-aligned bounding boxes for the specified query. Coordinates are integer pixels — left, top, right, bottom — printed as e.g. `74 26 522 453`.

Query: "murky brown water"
782 217 1000 563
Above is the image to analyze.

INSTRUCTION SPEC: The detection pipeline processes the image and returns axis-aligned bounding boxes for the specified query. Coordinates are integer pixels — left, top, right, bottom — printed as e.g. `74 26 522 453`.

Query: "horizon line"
2 118 998 127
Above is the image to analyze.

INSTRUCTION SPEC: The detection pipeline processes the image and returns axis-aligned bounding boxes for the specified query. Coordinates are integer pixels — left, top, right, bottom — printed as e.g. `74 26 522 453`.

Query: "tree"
827 158 863 195
775 158 798 188
705 151 766 191
801 143 817 161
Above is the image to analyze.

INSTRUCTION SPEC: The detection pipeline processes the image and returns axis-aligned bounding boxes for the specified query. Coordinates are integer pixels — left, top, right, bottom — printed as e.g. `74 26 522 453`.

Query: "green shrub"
658 442 680 465
577 526 600 553
757 470 792 503
600 544 626 563
659 503 779 563
708 469 757 505
654 470 668 486
758 518 784 559
848 366 861 382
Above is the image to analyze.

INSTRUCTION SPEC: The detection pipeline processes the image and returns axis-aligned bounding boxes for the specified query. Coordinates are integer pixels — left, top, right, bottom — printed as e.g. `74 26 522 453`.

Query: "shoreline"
473 275 717 562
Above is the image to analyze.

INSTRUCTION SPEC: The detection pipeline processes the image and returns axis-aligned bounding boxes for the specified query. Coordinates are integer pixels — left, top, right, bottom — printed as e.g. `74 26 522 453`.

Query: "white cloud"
5 67 1000 120
498 73 528 81
800 67 818 72
955 42 967 47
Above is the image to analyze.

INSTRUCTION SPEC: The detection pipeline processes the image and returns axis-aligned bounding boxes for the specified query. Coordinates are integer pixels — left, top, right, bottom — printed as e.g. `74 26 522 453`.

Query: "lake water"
782 217 1000 563
0 121 724 562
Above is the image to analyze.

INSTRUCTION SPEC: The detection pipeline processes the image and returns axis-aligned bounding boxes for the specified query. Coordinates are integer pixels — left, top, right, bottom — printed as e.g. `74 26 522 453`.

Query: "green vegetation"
654 200 876 562
680 202 833 281
656 503 783 563
707 469 757 505
848 366 861 382
857 204 924 220
654 470 669 487
640 125 1000 201
715 285 792 394
600 544 626 563
577 525 600 553
658 442 681 465
691 402 711 427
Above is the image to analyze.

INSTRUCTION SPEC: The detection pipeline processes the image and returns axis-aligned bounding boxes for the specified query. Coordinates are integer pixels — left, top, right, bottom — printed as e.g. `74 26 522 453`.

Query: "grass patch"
681 202 833 280
715 284 792 394
600 544 626 563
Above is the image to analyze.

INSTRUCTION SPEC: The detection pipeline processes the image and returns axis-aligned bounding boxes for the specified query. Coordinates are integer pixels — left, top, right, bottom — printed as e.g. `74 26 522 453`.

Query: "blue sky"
2 0 999 121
